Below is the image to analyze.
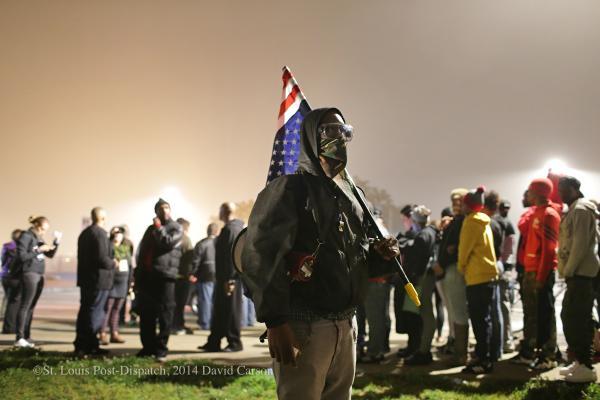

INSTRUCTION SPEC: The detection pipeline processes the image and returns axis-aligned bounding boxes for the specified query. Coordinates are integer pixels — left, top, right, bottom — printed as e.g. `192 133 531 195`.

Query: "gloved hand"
374 237 400 261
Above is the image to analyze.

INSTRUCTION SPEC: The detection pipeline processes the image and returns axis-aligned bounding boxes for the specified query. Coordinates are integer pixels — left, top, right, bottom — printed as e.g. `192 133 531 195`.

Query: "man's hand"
189 275 198 283
373 237 400 261
432 263 444 278
37 244 53 253
225 280 235 296
113 259 119 269
267 323 301 366
153 217 162 228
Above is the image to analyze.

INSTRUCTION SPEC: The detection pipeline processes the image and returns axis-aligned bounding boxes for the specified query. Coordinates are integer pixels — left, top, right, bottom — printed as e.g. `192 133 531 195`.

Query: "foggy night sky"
1 0 599 255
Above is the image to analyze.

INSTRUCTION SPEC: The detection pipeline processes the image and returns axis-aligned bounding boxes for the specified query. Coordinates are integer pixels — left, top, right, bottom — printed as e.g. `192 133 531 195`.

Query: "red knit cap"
464 186 486 212
529 178 553 199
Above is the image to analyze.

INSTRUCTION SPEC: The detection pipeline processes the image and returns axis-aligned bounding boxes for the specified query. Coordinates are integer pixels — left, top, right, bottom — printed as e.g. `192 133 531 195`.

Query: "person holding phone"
14 216 61 348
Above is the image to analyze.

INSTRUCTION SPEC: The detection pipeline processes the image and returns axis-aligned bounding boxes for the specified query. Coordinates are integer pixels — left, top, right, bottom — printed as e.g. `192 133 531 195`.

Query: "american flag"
267 66 312 184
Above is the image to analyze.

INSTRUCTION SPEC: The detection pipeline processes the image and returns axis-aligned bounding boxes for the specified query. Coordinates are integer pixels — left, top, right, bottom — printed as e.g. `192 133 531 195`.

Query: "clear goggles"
318 123 354 142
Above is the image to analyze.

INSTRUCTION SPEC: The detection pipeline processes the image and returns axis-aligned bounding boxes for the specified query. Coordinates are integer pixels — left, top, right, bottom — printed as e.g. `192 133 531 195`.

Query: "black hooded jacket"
241 108 386 328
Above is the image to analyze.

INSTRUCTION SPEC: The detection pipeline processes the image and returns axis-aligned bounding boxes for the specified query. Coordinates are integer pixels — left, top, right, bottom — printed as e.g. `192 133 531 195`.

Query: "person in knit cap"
457 186 498 374
135 198 183 362
557 176 600 382
432 188 469 364
513 178 561 370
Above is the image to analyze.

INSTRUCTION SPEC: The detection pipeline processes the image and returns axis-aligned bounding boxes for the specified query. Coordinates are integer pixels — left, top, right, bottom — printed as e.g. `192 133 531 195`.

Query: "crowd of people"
0 200 254 363
353 175 600 384
0 109 599 396
0 175 598 384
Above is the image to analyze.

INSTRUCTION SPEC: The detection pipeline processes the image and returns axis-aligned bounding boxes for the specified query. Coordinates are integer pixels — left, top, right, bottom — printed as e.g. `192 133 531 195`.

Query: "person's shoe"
90 347 110 356
223 345 243 353
136 349 154 358
74 349 89 358
462 361 493 374
560 361 579 376
530 356 557 371
566 364 597 383
396 347 415 359
404 351 433 366
14 338 34 348
184 327 194 335
155 354 167 363
358 353 385 364
99 332 109 346
110 333 126 344
198 343 221 352
172 329 186 336
510 352 535 365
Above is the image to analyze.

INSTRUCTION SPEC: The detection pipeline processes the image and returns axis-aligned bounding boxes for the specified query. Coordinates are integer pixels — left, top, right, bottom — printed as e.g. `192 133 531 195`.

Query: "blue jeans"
196 281 214 330
364 281 391 356
242 296 256 327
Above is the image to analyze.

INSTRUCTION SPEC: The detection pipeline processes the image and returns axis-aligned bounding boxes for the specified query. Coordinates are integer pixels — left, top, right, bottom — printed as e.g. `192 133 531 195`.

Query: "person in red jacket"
513 178 562 370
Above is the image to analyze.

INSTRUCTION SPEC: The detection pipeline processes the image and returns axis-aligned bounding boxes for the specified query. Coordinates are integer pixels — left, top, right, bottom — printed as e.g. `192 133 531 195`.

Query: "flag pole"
344 172 421 307
282 66 420 307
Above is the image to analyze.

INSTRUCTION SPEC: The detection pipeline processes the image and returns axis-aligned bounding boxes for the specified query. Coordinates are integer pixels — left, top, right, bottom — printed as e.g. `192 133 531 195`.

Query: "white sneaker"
559 361 578 376
14 338 34 348
566 364 597 383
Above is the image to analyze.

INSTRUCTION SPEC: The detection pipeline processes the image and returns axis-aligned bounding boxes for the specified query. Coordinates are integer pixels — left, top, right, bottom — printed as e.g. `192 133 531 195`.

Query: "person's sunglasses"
318 123 354 142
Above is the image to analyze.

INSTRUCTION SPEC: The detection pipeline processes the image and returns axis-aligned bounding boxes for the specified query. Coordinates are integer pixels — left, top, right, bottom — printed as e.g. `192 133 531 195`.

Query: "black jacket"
17 229 59 275
216 219 245 282
402 225 437 282
191 236 216 282
136 219 183 281
438 215 464 270
77 224 114 290
241 108 387 328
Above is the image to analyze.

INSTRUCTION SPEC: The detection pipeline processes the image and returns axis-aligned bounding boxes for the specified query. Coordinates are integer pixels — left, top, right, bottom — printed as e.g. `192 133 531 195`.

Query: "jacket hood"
297 108 345 177
572 198 599 215
467 211 491 227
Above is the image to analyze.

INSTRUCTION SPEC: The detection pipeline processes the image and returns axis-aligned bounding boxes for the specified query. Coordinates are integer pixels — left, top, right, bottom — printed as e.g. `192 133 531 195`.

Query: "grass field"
0 349 599 399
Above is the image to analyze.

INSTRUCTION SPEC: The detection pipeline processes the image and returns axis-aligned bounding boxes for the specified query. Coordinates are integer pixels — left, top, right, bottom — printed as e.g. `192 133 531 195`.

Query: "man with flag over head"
240 69 400 400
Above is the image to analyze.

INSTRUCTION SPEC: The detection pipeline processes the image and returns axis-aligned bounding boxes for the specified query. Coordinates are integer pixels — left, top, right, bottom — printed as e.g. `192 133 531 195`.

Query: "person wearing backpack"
15 216 61 348
240 108 400 400
1 229 23 333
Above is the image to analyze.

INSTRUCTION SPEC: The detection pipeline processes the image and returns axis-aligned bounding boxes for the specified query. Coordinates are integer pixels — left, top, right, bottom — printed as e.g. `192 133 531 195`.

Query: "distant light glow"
544 158 568 174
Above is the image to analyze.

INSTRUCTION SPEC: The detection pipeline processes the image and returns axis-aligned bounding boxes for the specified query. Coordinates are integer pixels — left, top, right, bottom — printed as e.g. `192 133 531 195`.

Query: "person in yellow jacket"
458 186 499 374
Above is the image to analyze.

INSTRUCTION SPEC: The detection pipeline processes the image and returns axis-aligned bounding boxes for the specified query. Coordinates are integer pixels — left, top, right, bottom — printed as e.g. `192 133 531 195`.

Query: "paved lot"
0 276 597 384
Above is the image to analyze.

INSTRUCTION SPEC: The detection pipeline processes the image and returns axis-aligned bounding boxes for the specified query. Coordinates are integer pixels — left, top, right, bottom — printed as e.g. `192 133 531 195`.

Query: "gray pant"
16 272 44 340
274 318 357 400
441 263 468 325
419 272 437 353
499 276 512 346
364 281 391 356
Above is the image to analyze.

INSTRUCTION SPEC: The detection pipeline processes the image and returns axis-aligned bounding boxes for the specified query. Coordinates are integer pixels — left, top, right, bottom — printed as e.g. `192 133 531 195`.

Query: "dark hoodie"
241 108 384 327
